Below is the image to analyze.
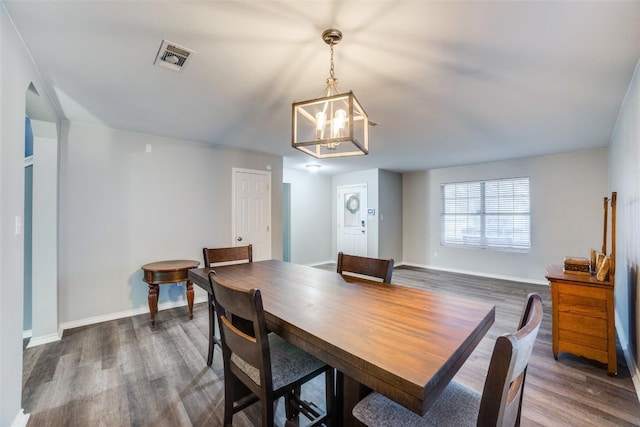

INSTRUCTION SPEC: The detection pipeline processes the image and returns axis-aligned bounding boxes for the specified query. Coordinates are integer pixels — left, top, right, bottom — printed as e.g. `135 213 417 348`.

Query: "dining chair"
208 271 334 427
337 252 394 283
202 244 252 366
352 293 543 427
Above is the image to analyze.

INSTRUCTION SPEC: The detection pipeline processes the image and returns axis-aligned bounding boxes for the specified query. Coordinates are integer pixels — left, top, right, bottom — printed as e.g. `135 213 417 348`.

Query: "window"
441 177 530 252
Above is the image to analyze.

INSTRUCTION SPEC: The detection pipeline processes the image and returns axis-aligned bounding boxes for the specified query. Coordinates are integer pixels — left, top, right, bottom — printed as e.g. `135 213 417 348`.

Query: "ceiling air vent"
154 40 195 72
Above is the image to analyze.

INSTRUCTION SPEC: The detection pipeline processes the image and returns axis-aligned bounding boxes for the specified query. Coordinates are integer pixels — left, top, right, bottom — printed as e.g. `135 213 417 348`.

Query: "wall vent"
154 40 195 72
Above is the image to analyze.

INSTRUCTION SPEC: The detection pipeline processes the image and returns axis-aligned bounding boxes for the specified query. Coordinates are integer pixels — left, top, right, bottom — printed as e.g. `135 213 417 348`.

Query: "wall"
403 148 609 282
58 122 282 324
29 120 58 345
0 4 59 424
378 170 403 262
332 169 380 258
283 169 332 264
609 58 640 369
23 164 32 332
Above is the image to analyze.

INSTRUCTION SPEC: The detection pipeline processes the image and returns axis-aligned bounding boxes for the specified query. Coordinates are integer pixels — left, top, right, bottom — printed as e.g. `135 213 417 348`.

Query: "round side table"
141 259 200 325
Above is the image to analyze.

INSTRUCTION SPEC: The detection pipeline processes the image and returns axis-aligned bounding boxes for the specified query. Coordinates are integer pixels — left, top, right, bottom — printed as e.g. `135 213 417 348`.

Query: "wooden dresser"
546 265 616 376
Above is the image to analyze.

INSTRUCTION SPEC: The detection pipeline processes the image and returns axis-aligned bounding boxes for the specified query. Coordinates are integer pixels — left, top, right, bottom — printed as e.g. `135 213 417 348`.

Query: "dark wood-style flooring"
22 265 640 426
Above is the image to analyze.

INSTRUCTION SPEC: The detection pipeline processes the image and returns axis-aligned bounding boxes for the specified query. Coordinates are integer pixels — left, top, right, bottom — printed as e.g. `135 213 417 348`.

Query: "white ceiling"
5 1 640 175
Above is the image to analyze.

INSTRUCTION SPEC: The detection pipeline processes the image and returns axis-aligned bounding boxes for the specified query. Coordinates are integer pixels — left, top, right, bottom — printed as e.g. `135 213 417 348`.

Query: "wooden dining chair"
202 244 252 366
337 252 394 283
208 272 334 427
352 293 543 427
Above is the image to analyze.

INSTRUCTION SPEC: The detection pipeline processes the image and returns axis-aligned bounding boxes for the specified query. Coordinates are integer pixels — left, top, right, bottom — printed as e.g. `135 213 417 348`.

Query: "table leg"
148 284 158 325
186 280 194 320
339 372 369 427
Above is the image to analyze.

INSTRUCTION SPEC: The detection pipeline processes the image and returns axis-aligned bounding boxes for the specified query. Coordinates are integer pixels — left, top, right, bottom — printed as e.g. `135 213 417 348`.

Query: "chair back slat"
337 252 394 283
203 245 253 266
478 293 543 427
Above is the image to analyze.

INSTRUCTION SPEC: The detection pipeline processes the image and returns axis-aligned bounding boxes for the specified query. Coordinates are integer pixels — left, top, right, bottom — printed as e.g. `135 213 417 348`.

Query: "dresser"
546 265 616 376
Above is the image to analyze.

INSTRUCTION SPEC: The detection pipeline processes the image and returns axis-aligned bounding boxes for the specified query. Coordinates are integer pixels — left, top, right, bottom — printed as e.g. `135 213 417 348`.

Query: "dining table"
189 259 495 426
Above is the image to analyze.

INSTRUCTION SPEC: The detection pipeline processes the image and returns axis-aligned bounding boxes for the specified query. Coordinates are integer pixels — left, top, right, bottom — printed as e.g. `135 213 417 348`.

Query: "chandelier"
292 29 369 159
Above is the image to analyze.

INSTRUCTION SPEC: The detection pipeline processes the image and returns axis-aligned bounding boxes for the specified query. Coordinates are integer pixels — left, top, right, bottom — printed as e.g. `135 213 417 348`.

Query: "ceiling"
5 1 640 175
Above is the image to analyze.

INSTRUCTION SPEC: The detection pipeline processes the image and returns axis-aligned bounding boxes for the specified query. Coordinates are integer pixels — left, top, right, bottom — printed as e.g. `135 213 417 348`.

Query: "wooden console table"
141 259 200 325
546 265 616 376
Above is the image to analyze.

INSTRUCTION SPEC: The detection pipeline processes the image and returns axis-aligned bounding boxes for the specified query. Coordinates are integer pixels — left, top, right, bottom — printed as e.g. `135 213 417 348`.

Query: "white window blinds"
441 177 531 252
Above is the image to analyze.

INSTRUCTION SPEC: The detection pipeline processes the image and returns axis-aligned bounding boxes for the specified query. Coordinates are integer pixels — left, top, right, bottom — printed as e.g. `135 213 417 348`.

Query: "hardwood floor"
22 265 640 426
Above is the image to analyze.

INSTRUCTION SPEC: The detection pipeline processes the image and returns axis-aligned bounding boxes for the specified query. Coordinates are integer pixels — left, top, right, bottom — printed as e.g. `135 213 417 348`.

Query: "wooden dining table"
189 260 495 426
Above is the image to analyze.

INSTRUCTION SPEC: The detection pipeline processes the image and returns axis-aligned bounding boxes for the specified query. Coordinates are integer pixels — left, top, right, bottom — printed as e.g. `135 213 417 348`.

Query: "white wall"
609 58 640 369
403 148 609 282
58 122 282 324
283 169 332 265
30 120 58 343
378 170 403 262
0 5 59 424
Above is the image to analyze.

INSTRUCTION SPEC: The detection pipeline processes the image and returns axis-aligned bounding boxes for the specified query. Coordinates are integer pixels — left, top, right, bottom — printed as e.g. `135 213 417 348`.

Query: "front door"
233 168 271 261
337 184 367 256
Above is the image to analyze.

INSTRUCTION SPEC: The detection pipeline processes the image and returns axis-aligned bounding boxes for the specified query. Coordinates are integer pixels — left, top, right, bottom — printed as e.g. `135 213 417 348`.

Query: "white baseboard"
26 330 62 348
306 260 335 267
615 312 640 403
400 262 549 286
59 296 208 334
22 329 32 339
11 409 29 427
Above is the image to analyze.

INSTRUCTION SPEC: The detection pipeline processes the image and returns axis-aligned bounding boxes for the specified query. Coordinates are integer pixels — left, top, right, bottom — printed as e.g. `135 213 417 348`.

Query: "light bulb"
332 109 347 137
315 112 327 139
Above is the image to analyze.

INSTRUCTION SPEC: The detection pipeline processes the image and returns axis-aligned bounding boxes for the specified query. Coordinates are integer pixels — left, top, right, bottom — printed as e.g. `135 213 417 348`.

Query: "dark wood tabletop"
189 260 495 424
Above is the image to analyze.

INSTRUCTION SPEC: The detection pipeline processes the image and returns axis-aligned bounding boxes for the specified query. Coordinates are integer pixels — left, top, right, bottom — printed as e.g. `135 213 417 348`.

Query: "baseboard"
615 311 640 403
400 262 549 286
22 329 32 339
59 296 208 334
306 260 335 267
26 330 62 348
11 409 29 427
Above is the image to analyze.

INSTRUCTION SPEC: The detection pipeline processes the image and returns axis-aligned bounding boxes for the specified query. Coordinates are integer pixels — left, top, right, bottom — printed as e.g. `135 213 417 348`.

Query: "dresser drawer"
558 329 607 351
558 292 607 319
558 311 607 338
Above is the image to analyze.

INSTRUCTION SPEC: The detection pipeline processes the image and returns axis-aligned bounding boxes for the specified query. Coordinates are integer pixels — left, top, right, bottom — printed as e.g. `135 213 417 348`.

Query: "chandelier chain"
329 43 335 78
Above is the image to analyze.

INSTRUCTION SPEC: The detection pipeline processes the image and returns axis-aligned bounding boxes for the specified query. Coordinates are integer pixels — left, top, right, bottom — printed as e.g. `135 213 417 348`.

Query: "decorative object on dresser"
563 256 590 275
545 192 617 376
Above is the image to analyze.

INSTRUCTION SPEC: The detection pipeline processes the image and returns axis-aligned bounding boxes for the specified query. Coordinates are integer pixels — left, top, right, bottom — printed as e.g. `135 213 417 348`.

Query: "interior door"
233 168 271 261
337 184 367 256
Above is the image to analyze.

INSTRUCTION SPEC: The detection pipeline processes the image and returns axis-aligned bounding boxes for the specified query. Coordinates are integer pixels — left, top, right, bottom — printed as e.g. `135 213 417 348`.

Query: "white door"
233 168 271 261
337 184 367 256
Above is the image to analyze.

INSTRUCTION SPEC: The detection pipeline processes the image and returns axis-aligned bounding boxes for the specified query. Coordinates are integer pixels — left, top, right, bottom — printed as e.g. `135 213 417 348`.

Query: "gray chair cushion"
352 380 481 427
231 334 326 390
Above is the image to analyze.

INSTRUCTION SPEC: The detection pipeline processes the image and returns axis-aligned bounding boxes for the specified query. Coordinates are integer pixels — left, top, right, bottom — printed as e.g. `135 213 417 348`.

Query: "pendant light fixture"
292 29 369 159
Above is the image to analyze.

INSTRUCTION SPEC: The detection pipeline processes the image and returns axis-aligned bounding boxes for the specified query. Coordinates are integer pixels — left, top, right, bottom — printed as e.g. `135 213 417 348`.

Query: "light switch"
15 216 23 235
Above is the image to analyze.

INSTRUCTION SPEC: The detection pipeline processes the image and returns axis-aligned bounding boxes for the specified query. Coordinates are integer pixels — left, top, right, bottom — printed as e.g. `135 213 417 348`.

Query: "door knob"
237 236 243 241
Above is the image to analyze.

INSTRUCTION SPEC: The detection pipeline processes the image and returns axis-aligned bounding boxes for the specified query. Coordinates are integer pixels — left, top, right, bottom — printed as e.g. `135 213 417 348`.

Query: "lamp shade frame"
292 91 369 159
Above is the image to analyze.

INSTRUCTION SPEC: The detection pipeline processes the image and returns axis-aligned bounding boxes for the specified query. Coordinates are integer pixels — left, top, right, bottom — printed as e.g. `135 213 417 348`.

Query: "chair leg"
285 387 302 420
207 294 215 366
223 370 234 427
262 394 275 427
